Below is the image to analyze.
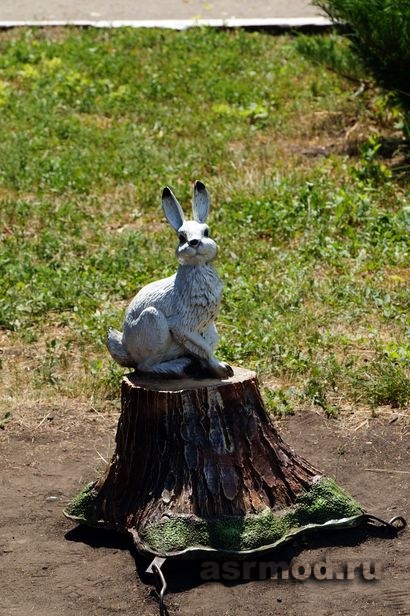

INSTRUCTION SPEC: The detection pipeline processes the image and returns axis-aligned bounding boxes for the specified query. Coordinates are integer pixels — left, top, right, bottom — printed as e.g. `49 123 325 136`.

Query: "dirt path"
1 404 409 616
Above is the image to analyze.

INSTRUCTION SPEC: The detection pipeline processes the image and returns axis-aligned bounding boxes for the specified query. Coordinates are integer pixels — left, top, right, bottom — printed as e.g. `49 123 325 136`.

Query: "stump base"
65 367 363 558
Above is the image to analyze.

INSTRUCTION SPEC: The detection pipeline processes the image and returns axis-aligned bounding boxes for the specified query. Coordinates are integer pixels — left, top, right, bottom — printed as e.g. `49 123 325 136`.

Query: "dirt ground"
1 399 409 616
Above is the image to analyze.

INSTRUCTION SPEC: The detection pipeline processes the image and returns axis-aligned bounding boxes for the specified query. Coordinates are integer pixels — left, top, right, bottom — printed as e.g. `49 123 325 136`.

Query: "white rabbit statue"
106 181 234 379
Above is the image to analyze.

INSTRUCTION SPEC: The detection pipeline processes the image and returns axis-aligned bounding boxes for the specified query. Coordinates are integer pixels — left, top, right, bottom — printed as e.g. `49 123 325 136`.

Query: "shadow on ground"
65 521 399 592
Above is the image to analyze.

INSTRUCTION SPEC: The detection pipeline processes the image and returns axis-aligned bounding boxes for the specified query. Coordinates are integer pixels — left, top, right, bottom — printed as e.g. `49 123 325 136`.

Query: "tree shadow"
65 521 397 593
65 525 133 551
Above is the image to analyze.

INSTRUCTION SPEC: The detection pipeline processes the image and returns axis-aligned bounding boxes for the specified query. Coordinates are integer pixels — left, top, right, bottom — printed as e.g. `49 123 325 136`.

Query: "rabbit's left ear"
162 186 185 231
192 180 210 223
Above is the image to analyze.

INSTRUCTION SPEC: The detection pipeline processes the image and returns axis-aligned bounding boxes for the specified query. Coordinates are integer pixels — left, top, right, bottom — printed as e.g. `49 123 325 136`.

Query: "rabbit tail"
106 327 136 367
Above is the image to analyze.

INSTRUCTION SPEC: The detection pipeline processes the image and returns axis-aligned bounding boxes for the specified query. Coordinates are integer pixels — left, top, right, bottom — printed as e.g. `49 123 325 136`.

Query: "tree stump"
65 367 364 557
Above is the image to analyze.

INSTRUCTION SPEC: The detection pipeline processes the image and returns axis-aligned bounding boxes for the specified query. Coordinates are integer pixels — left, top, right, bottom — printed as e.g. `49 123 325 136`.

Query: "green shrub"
310 0 410 137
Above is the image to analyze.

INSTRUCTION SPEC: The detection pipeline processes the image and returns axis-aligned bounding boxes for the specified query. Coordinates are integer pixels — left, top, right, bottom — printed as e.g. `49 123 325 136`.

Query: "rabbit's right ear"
192 180 210 223
162 186 185 231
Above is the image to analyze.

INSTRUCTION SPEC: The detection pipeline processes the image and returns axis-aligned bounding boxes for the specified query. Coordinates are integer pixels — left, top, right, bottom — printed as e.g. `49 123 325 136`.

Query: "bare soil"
1 402 409 616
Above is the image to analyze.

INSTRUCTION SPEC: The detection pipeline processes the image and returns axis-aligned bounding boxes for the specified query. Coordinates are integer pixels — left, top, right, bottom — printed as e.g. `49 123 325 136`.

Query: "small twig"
353 419 368 432
365 468 410 475
89 405 108 421
94 449 108 465
36 412 51 429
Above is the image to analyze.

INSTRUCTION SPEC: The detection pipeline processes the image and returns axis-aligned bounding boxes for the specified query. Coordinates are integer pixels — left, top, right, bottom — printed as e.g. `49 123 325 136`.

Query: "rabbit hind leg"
124 308 212 377
123 306 173 366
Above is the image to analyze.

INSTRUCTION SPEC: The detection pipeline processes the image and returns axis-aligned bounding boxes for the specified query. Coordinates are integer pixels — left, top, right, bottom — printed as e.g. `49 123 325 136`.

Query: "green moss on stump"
64 482 98 525
294 477 362 525
140 477 363 553
65 477 363 553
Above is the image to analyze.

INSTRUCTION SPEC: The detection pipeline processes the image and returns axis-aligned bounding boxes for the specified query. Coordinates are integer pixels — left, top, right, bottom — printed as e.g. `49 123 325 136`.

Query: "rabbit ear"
162 186 185 231
192 180 210 223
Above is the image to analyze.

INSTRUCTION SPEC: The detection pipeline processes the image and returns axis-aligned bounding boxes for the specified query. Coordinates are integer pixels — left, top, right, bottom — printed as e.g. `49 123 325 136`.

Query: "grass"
0 27 409 423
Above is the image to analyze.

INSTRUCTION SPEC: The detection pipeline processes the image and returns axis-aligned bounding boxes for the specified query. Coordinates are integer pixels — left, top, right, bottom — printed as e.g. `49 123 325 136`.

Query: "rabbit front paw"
210 359 234 379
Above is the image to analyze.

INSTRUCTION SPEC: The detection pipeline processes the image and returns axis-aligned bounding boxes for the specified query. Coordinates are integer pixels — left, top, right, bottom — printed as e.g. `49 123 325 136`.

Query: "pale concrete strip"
0 1 323 22
0 17 332 30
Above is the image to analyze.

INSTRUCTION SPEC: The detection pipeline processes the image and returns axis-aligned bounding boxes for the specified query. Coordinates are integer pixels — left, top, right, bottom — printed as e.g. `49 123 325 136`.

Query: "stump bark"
65 367 363 557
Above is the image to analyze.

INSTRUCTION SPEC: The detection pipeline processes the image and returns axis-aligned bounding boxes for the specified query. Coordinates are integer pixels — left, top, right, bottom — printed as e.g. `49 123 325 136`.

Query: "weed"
263 388 295 417
33 339 64 387
0 410 12 429
352 352 410 409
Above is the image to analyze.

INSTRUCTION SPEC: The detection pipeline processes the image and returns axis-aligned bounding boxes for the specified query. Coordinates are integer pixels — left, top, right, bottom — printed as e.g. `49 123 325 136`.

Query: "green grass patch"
0 27 409 413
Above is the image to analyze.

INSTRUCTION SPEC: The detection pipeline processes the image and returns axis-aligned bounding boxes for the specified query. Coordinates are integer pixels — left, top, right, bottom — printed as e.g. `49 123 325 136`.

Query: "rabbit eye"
178 234 186 244
203 229 209 237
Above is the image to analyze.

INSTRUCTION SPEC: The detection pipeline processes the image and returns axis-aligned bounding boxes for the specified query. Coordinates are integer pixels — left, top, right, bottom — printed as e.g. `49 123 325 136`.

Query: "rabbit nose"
189 239 200 247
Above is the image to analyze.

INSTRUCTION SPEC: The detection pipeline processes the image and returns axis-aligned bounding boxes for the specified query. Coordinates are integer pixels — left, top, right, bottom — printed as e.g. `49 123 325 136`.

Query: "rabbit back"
124 274 176 324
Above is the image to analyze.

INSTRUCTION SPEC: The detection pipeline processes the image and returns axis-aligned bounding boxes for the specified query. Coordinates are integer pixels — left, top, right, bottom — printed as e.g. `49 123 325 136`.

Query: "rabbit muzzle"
177 237 218 265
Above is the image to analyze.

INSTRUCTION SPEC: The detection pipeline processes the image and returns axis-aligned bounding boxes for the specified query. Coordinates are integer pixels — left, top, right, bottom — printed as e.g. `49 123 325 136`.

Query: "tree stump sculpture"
65 182 366 558
65 367 364 558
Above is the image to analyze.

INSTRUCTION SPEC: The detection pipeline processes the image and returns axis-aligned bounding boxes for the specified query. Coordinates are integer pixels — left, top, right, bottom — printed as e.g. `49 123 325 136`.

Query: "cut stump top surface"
125 365 255 392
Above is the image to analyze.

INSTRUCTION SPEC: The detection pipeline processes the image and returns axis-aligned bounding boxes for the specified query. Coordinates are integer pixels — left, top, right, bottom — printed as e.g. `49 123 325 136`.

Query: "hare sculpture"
106 181 233 379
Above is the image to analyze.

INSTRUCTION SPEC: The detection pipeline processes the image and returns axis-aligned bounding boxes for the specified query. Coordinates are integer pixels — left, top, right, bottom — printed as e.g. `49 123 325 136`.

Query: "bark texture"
91 367 320 529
